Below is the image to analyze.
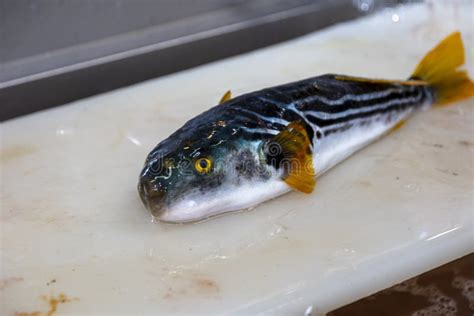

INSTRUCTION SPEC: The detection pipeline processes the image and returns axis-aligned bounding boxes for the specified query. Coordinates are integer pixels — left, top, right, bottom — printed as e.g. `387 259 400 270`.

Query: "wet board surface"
1 3 473 315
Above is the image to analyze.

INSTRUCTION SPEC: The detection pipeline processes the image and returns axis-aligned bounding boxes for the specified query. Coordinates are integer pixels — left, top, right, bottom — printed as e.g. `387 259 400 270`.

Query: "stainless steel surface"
0 0 409 121
1 0 245 63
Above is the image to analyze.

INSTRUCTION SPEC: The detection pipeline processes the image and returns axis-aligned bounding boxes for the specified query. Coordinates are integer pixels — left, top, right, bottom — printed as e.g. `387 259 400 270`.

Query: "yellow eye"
194 157 212 174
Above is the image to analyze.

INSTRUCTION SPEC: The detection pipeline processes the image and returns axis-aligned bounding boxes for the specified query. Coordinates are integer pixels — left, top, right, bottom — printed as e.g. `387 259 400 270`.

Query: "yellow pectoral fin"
270 121 316 193
284 167 315 194
219 90 232 104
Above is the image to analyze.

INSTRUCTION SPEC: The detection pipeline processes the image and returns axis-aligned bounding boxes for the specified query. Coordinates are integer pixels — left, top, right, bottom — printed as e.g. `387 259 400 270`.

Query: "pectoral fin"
267 121 315 193
219 90 232 104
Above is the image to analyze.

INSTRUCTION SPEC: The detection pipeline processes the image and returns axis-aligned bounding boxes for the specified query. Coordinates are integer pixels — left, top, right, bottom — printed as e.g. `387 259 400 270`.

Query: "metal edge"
1 0 365 121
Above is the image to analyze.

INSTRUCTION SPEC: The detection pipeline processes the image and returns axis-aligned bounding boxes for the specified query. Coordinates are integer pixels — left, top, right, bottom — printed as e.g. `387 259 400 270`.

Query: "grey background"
0 0 409 120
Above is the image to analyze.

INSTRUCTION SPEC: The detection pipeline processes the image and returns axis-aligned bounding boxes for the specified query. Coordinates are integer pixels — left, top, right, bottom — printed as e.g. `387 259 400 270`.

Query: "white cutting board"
1 3 473 315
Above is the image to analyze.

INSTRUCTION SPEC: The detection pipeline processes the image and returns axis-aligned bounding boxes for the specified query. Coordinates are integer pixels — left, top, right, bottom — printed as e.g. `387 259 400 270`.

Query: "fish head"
138 117 288 223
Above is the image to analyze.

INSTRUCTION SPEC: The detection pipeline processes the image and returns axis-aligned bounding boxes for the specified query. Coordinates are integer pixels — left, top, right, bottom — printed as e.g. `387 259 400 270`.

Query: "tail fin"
411 31 474 106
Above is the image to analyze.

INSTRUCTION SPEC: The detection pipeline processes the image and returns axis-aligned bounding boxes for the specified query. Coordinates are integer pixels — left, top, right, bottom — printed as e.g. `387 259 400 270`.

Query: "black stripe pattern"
215 74 433 143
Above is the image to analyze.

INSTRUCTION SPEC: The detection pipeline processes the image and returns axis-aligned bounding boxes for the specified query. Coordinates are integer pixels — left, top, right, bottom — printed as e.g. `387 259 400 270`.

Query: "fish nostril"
148 190 165 205
138 179 167 217
138 179 165 201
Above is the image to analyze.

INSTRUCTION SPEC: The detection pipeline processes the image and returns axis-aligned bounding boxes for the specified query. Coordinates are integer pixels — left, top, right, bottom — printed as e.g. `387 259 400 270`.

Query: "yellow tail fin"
411 31 474 106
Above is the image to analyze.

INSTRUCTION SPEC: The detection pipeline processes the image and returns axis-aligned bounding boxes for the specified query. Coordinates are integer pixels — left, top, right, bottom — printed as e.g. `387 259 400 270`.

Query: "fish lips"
137 180 167 217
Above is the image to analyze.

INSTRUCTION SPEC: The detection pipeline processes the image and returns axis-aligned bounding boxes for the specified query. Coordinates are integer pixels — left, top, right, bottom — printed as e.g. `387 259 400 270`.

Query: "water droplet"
55 126 74 136
353 0 373 12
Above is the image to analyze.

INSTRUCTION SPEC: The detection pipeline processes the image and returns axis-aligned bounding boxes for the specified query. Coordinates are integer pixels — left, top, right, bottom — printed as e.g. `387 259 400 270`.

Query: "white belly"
313 109 416 176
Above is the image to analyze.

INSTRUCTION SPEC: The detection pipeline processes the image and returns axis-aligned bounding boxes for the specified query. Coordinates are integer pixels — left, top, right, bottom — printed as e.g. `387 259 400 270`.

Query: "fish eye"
194 157 212 174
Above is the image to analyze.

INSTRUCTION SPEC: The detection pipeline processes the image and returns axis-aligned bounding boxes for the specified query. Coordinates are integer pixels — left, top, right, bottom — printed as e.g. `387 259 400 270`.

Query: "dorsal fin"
219 90 232 104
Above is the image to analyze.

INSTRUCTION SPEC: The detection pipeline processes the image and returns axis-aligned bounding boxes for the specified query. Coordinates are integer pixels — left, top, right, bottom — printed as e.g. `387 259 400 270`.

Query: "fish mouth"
137 181 166 217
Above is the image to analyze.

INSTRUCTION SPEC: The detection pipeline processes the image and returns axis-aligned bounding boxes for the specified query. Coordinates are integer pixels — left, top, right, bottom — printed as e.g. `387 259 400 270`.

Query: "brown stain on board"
0 277 24 291
46 279 57 286
0 145 38 163
459 140 473 148
15 293 78 316
15 312 42 316
162 273 220 300
358 180 372 188
16 311 42 316
195 278 219 294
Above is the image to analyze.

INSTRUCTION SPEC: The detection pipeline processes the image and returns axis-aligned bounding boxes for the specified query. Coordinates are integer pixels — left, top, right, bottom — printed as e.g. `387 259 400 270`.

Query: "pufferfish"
138 32 474 223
